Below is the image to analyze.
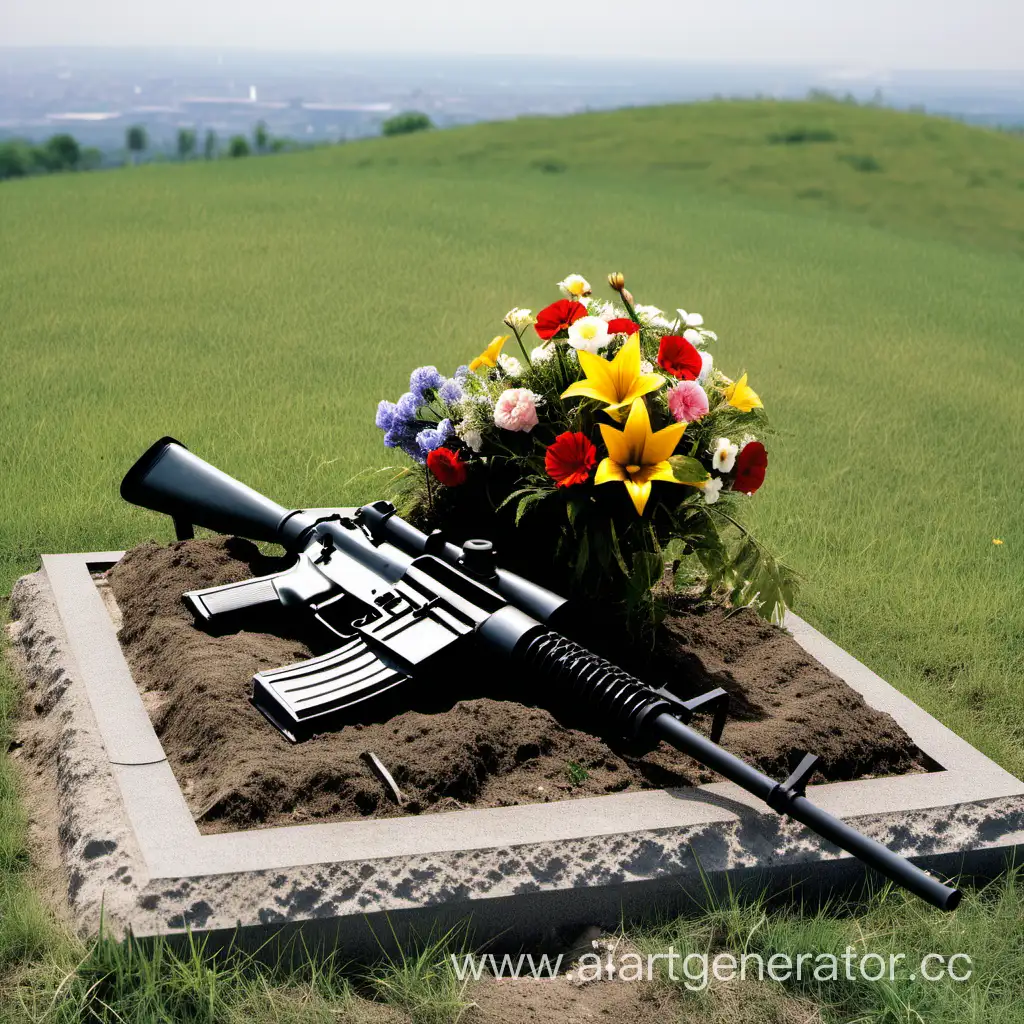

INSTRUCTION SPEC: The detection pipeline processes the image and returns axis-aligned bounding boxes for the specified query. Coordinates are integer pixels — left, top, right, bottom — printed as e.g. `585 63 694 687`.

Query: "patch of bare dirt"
103 537 926 834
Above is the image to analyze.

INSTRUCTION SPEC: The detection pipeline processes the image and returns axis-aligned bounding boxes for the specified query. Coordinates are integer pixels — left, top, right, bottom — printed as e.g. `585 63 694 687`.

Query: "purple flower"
383 423 410 449
438 379 463 404
409 366 444 401
375 399 398 432
395 391 420 422
384 423 425 464
454 364 472 382
416 418 453 454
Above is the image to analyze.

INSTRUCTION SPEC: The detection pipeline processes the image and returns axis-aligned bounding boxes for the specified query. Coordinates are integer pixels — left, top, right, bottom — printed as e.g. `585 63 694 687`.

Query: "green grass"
322 100 1024 256
9 924 474 1023
1 99 1023 1021
638 872 1024 1023
5 876 1022 1022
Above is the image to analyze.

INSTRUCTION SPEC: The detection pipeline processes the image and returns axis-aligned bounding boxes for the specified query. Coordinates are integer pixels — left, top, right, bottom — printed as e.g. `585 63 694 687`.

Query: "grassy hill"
1 99 1021 765
2 99 1024 1020
324 100 1024 255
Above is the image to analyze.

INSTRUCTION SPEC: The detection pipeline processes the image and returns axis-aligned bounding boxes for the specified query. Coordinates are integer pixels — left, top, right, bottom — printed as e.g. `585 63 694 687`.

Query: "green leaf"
515 491 549 525
566 495 588 526
672 560 703 592
669 455 710 485
608 519 630 576
662 537 687 562
700 506 800 623
574 529 590 577
631 549 664 592
496 486 541 512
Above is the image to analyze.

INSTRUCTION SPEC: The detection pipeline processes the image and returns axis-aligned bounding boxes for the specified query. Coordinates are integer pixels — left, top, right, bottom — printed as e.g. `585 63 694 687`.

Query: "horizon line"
1 45 1022 75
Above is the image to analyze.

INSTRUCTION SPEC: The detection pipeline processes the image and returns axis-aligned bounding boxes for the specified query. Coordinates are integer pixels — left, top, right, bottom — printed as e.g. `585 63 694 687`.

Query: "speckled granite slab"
9 552 1024 950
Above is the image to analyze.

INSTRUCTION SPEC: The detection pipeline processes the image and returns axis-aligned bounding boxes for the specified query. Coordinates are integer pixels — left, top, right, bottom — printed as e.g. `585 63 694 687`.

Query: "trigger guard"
311 591 359 639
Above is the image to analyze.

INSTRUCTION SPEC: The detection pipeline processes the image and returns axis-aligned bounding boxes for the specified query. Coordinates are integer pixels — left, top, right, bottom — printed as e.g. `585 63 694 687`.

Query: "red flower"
733 442 768 495
657 335 703 380
545 431 597 488
427 447 468 487
606 318 640 336
534 299 587 340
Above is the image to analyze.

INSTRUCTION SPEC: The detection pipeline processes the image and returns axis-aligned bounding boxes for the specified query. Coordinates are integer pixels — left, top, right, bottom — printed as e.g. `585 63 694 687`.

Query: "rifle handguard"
515 630 672 738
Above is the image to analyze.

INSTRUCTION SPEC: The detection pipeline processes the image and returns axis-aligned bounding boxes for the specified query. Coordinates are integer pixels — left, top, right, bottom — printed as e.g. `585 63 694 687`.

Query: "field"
1 100 1023 1021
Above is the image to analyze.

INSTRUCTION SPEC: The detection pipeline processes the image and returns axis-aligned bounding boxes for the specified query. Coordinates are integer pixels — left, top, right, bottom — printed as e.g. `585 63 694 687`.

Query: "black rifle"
120 437 961 911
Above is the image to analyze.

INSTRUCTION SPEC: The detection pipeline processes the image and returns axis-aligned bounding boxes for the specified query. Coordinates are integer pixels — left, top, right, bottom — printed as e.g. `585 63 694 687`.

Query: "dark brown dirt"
104 537 926 834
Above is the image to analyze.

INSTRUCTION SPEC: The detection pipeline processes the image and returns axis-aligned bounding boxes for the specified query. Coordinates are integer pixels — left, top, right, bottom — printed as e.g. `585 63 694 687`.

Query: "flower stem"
619 291 640 325
555 343 569 386
513 327 531 366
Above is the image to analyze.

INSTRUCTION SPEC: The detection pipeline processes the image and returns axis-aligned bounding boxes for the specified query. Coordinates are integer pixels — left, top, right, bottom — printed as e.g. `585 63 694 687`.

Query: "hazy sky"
3 0 1022 69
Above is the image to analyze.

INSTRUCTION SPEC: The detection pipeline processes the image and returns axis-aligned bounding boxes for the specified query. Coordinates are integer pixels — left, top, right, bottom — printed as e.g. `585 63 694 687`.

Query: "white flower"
635 304 679 331
640 360 655 375
712 437 739 473
458 424 483 452
703 476 724 504
567 316 610 354
588 298 620 319
497 353 523 376
493 388 540 432
739 433 757 450
503 307 534 331
557 273 591 299
683 328 704 347
697 350 713 384
530 344 554 364
676 308 704 328
700 330 718 343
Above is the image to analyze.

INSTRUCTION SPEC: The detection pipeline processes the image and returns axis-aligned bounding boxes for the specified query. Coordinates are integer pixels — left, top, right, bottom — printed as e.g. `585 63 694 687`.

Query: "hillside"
321 100 1024 255
2 97 1022 783
2 97 1024 1023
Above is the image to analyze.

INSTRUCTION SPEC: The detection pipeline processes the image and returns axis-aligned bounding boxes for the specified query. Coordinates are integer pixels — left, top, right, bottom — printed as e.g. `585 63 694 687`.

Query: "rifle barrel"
514 627 961 912
652 714 961 911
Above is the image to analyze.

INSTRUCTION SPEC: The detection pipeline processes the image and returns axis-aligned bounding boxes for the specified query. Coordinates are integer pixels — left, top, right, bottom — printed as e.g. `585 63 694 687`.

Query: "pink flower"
493 388 540 432
667 380 710 423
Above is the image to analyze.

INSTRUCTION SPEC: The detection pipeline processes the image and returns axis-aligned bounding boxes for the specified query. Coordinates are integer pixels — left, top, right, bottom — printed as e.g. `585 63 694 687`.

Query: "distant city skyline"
3 0 1023 71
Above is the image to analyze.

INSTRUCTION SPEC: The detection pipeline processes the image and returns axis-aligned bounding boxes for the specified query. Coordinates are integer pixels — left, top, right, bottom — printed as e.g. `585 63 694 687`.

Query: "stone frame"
9 550 1024 951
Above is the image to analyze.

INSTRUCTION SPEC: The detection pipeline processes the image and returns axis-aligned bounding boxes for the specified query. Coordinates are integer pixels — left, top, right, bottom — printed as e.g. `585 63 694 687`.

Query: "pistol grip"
185 552 338 621
185 571 293 621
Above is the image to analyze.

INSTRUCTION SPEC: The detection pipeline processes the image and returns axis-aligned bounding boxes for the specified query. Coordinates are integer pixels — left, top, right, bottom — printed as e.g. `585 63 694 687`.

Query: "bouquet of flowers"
375 272 795 630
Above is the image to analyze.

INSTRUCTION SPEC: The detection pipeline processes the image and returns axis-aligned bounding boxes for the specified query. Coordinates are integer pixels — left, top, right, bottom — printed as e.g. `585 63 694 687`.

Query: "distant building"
46 111 122 123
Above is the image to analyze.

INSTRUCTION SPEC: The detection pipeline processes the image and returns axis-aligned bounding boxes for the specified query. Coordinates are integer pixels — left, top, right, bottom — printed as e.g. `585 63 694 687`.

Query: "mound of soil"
104 538 926 834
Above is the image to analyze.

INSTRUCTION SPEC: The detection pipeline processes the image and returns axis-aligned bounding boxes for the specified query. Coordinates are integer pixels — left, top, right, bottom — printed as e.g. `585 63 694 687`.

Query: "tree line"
0 133 103 179
1 110 433 182
0 120 296 181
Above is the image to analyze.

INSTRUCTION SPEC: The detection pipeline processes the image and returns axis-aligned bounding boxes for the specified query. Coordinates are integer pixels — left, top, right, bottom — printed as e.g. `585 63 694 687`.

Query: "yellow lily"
596 398 686 515
723 372 763 413
561 333 664 418
469 334 509 372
